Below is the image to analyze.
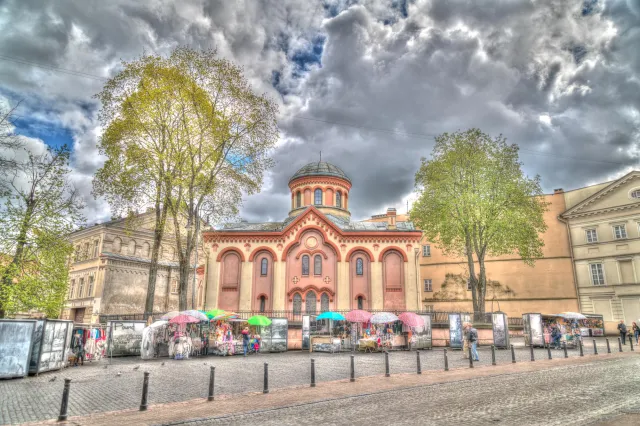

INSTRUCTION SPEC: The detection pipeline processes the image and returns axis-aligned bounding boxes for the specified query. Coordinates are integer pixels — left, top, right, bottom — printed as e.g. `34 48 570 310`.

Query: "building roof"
215 208 416 232
101 251 180 268
289 161 351 184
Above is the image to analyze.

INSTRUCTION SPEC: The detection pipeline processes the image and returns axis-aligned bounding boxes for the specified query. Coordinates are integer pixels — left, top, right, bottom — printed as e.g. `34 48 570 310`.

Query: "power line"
1 54 634 167
0 54 108 81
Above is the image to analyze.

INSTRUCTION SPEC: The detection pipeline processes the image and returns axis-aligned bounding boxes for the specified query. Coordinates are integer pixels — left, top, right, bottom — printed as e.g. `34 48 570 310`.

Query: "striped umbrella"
181 310 209 321
345 310 372 323
398 312 424 327
161 311 181 320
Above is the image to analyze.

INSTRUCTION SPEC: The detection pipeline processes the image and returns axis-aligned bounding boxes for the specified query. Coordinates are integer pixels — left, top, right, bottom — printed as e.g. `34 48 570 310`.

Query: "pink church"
202 162 423 317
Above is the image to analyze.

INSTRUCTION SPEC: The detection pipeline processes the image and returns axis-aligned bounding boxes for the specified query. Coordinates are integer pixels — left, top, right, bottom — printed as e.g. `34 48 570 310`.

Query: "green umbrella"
206 309 226 319
247 315 272 326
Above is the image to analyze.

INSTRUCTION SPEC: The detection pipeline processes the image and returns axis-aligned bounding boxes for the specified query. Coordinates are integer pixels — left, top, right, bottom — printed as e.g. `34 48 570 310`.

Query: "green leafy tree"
410 129 548 318
162 47 278 310
0 145 83 317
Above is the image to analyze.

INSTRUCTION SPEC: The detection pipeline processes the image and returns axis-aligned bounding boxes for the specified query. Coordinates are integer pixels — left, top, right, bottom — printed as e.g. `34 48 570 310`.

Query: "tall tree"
162 47 278 310
0 145 83 317
410 129 548 318
0 102 23 192
94 55 197 316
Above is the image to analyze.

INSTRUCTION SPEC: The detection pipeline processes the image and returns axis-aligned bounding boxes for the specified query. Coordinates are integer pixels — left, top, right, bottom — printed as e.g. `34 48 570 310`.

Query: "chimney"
554 188 564 194
387 207 397 230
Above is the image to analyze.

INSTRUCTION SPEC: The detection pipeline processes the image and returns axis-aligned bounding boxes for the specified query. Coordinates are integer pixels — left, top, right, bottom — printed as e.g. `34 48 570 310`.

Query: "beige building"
561 171 640 331
61 212 204 324
367 191 579 318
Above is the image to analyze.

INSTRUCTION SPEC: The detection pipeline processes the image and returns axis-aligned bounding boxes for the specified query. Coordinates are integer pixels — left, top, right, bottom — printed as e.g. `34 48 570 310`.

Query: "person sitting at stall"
551 324 562 349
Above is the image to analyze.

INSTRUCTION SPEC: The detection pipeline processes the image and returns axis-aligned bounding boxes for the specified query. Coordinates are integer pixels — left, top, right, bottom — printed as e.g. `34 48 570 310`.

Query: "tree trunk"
144 200 168 318
476 256 487 320
178 257 189 311
464 235 481 318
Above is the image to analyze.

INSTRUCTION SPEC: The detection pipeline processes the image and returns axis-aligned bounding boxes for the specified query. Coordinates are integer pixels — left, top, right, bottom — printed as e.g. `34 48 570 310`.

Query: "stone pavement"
0 337 633 425
19 352 640 426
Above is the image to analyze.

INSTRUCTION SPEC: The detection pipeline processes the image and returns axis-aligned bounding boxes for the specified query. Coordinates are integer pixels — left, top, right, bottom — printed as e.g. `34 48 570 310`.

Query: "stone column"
272 260 286 310
404 256 419 311
204 259 219 310
371 261 383 310
337 261 349 310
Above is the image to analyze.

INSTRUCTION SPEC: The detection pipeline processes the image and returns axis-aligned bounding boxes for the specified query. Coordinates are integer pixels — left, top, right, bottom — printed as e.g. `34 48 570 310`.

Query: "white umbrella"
181 310 208 321
161 311 181 320
370 312 399 324
556 312 586 320
149 320 168 328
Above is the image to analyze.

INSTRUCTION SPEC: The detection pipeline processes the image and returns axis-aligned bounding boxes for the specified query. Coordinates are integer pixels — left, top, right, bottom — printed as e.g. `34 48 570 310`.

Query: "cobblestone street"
0 338 636 425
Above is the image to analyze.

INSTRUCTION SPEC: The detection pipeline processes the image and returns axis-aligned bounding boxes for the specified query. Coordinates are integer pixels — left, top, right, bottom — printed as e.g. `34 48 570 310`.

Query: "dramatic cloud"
0 0 639 224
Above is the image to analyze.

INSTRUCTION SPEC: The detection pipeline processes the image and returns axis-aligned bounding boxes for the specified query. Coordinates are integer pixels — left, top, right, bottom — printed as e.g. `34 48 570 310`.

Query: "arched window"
306 291 317 314
259 296 266 313
356 258 363 276
113 238 122 253
129 239 136 255
293 293 302 315
296 191 302 207
93 240 100 258
142 242 150 258
314 189 322 205
261 258 268 276
314 255 322 275
321 293 330 312
357 296 364 310
302 255 310 275
336 191 342 208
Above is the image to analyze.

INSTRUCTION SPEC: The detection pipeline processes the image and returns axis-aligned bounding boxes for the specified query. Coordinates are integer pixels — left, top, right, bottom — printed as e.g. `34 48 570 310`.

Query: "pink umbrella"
345 310 372 323
169 314 200 325
398 312 424 327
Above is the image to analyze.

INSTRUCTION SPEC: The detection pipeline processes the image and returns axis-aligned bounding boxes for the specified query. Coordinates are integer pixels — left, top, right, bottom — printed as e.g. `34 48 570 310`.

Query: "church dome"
289 161 351 184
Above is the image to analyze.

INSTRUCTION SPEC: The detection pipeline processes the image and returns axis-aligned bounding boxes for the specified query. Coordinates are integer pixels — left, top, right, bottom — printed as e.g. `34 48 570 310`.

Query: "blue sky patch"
12 116 74 149
582 0 598 16
291 34 326 74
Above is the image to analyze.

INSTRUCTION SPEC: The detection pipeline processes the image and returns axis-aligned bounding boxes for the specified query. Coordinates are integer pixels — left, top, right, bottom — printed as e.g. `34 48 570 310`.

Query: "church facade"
203 162 423 314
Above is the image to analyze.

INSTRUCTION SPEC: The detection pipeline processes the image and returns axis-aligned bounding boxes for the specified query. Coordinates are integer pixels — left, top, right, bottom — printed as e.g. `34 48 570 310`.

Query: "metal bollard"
510 344 516 363
606 338 611 354
468 347 474 368
416 350 422 375
579 340 584 357
618 337 623 352
547 343 552 360
139 372 149 411
563 342 568 358
207 366 215 401
530 343 535 362
310 359 316 387
593 340 598 356
631 337 634 352
350 355 355 382
57 379 71 421
491 345 496 366
444 349 449 371
384 351 390 377
263 363 269 394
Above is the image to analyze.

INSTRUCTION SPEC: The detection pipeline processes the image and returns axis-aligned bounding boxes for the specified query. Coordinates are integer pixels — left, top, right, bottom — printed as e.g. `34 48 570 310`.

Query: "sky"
1 0 639 224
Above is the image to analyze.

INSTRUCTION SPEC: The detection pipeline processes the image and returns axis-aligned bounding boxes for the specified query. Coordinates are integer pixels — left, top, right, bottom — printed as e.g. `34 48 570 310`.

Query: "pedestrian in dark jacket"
464 323 480 361
633 322 639 344
618 320 627 345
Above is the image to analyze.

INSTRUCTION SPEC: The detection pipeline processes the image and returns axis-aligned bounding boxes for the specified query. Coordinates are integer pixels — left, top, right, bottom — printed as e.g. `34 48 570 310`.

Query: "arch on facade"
349 250 371 310
382 249 406 310
320 292 330 312
219 251 242 311
216 247 246 262
252 250 274 312
345 246 375 262
287 285 334 300
142 242 150 258
305 290 317 314
281 225 342 261
292 293 303 315
248 246 277 262
112 237 122 253
378 245 408 262
128 239 136 255
295 249 328 260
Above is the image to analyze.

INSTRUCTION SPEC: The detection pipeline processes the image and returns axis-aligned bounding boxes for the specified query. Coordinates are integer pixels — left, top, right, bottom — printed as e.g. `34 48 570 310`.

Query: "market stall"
448 313 470 349
70 325 107 363
0 319 36 379
543 312 584 348
412 314 433 350
260 318 288 353
492 312 510 349
579 314 605 337
359 312 407 351
523 313 545 347
106 320 146 357
29 319 73 375
309 312 345 353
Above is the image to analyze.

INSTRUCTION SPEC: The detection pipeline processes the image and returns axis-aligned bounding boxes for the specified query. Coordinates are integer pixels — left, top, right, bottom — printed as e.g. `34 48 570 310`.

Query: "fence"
98 310 524 328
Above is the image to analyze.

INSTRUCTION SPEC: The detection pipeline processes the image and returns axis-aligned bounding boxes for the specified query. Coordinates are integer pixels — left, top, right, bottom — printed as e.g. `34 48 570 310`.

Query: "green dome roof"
289 162 351 183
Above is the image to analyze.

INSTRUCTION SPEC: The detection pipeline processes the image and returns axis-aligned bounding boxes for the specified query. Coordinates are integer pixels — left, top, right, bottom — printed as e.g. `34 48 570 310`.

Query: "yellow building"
367 191 579 318
561 171 640 332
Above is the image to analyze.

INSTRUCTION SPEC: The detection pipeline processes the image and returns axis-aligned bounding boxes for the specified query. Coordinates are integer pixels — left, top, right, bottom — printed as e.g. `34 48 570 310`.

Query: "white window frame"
585 229 598 244
424 279 432 292
612 224 627 240
422 245 431 257
590 263 606 286
171 280 178 294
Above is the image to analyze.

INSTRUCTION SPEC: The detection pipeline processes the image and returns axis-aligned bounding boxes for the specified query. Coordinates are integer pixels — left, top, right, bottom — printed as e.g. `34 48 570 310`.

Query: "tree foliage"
0 145 83 317
410 129 548 317
94 47 278 311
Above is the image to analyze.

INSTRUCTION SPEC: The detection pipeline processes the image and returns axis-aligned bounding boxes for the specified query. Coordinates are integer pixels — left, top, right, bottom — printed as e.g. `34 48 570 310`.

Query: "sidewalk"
29 352 638 426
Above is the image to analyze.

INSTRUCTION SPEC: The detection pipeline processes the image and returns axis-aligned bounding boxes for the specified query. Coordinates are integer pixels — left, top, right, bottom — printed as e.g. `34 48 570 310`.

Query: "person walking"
73 338 85 366
618 320 627 345
465 323 480 361
241 327 250 356
632 322 640 344
551 324 562 349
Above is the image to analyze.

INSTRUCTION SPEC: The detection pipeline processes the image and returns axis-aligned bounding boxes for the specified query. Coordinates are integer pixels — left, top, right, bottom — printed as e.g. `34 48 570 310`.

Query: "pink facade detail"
219 252 241 311
383 250 405 310
349 251 371 310
252 251 274 312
